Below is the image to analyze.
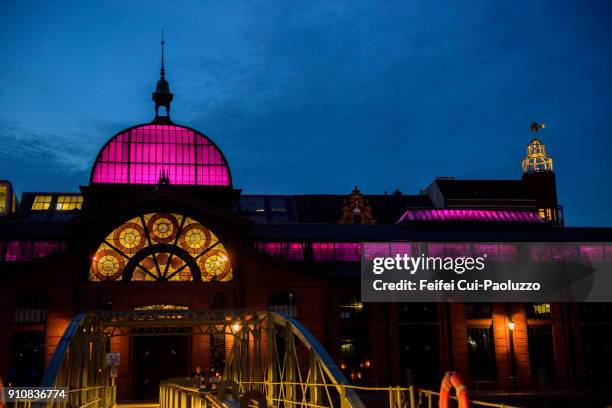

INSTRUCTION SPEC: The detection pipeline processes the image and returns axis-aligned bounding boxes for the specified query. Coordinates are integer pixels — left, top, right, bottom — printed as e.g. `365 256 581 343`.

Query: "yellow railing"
231 381 522 408
160 383 227 408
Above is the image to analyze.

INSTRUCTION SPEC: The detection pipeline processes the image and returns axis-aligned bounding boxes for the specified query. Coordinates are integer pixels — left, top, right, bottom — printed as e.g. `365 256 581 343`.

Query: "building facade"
1 62 611 405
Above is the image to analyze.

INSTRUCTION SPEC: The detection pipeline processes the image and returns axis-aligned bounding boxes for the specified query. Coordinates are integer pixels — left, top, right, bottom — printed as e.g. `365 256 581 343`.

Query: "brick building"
1 60 611 405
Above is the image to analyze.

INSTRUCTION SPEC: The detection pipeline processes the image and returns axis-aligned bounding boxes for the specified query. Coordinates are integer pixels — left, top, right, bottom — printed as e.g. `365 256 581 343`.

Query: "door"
132 335 189 400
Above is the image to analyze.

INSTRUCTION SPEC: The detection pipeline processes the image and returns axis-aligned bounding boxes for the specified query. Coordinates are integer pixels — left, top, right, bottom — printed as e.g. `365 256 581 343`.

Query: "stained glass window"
89 213 233 282
90 125 231 186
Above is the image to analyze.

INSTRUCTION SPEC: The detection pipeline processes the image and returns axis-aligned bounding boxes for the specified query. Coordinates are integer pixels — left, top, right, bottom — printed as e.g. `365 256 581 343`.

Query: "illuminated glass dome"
90 41 232 186
90 124 231 186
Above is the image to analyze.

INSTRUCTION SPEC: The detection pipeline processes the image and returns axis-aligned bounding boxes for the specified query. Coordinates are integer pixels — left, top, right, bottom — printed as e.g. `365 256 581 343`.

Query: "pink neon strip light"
397 209 544 223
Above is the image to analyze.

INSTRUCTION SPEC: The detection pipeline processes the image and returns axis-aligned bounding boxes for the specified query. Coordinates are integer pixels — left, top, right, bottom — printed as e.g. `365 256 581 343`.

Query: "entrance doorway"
132 335 189 400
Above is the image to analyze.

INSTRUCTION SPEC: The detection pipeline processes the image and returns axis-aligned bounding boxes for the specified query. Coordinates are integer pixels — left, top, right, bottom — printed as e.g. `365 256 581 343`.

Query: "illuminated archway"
89 213 232 282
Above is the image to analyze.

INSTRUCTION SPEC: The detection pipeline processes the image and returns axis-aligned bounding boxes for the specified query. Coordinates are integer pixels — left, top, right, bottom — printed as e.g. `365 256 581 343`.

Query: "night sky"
1 1 610 226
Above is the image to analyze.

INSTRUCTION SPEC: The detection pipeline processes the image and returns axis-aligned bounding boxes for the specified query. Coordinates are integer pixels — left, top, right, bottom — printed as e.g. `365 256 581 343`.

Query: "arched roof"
90 123 232 186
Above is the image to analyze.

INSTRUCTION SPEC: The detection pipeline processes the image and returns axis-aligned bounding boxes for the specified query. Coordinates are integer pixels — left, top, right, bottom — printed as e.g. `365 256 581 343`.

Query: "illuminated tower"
521 122 560 224
521 123 553 174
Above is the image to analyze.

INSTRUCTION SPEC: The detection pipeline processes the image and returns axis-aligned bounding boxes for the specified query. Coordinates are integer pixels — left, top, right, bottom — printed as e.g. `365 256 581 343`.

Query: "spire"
152 29 174 123
160 29 166 79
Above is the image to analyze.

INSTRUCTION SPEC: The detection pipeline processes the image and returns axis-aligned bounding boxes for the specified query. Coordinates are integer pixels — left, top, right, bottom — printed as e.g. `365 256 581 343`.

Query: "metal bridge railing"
231 381 522 408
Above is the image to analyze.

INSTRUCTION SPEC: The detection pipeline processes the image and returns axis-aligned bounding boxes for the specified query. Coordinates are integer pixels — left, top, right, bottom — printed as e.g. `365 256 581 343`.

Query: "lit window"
89 213 232 282
31 195 52 210
339 295 365 319
14 294 47 323
0 183 7 214
241 197 266 213
527 303 551 319
56 195 83 211
269 197 287 213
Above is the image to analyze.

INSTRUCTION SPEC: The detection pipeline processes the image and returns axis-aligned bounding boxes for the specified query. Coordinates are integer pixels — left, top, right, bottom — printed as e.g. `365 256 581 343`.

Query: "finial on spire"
160 29 166 79
152 29 174 123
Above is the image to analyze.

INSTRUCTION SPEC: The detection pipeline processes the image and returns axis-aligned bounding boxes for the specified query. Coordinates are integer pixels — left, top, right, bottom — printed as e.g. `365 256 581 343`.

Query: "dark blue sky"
1 1 610 226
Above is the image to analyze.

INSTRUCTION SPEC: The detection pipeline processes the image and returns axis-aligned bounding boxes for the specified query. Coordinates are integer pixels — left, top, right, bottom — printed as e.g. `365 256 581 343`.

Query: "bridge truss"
38 309 365 408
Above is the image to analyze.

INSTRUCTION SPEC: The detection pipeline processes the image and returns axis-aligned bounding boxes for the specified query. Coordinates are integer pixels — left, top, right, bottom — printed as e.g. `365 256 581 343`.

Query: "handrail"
235 380 522 408
160 382 226 408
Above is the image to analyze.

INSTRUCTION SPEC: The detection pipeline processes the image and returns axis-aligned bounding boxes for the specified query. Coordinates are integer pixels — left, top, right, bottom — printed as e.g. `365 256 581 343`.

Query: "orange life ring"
439 371 469 408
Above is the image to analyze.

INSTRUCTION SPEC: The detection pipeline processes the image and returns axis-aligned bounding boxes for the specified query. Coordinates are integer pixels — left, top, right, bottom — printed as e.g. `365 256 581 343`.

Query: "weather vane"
530 122 545 133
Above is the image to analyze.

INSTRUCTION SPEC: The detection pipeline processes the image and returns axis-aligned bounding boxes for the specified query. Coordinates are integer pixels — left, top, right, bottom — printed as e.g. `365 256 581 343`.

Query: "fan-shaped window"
89 213 232 282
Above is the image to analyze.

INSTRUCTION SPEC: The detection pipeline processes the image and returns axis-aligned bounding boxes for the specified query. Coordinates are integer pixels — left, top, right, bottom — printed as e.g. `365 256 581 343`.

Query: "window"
14 294 47 323
339 295 366 319
31 195 52 210
0 183 8 215
241 197 265 213
269 292 298 318
3 241 65 262
398 323 440 386
397 303 440 386
55 195 83 211
255 242 305 261
339 328 370 383
526 303 551 319
89 213 233 282
11 332 45 386
397 303 438 324
579 303 612 387
210 333 226 375
269 197 287 213
465 303 493 319
467 326 496 379
528 326 555 380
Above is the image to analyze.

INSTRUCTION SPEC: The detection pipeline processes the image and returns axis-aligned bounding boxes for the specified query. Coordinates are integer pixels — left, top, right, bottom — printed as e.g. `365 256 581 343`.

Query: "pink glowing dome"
90 124 231 186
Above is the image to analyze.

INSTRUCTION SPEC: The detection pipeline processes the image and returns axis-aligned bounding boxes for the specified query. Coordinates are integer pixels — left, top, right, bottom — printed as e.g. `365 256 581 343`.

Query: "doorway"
132 335 189 400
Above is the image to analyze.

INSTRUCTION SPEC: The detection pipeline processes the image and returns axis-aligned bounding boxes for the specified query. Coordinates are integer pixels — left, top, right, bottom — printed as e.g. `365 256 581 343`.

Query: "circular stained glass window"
91 248 125 281
147 213 179 243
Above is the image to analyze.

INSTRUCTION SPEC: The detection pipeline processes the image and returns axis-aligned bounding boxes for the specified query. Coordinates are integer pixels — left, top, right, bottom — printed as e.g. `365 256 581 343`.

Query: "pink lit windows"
312 243 361 262
255 242 305 261
91 125 231 186
3 241 66 262
473 244 518 262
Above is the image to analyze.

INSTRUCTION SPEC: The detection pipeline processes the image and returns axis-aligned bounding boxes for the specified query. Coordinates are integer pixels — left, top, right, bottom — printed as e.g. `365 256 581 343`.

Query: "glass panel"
31 195 52 210
55 195 83 211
